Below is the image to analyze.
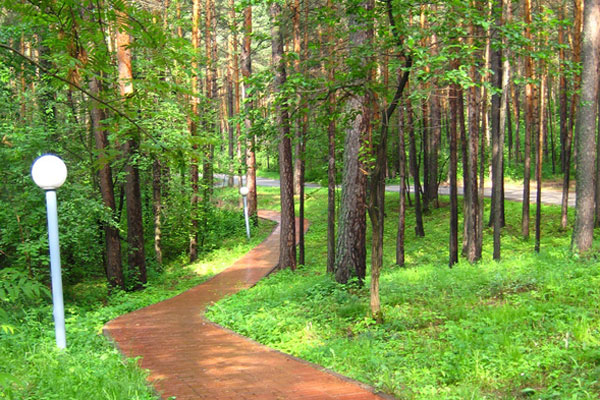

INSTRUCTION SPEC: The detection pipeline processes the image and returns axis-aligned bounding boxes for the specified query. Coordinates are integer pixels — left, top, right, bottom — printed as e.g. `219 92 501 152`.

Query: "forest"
1 0 600 398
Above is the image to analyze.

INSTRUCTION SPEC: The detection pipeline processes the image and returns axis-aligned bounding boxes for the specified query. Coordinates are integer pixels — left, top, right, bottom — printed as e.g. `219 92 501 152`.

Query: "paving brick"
104 210 389 400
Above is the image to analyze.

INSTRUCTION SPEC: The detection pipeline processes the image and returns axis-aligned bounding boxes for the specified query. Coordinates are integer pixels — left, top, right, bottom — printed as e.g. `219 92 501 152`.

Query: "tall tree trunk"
464 14 481 262
202 0 216 217
397 94 407 267
368 0 410 322
572 0 599 253
189 0 201 261
241 4 257 224
152 159 162 265
595 87 600 227
407 93 425 237
465 85 480 262
511 80 521 163
522 0 534 239
558 2 568 173
535 64 546 252
334 0 375 284
116 10 146 289
226 64 235 187
326 0 336 274
449 82 459 267
293 0 302 195
270 2 296 271
490 0 504 260
89 77 124 290
561 0 583 230
425 30 441 209
335 94 368 283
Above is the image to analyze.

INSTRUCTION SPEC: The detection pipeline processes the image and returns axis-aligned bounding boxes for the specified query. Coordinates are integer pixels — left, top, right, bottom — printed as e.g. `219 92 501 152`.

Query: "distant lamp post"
31 154 67 349
239 186 251 240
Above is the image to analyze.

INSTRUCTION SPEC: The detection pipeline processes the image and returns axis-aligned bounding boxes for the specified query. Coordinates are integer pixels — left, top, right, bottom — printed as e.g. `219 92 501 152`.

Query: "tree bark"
449 82 459 267
397 94 407 267
270 2 296 271
490 0 504 260
241 4 257 224
464 40 480 262
367 0 410 322
535 60 547 253
334 0 377 284
189 0 201 261
522 0 534 239
561 0 583 230
152 159 162 265
116 10 146 289
326 0 336 274
558 2 568 173
335 95 368 283
572 0 600 253
407 94 425 237
89 77 124 290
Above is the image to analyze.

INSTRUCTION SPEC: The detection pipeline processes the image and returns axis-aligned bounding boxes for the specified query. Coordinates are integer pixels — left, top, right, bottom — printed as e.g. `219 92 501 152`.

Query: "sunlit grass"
207 186 600 399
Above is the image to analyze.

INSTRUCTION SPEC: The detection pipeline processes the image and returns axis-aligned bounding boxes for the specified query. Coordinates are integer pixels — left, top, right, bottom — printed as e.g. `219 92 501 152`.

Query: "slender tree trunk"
152 159 162 265
202 0 216 218
465 31 480 262
293 0 302 195
89 77 124 290
499 0 510 228
189 0 201 261
368 0 410 322
397 94 407 267
573 0 599 253
295 0 309 265
325 0 337 274
116 10 146 289
522 0 534 239
241 4 257 224
561 0 583 230
226 65 235 187
535 66 546 252
490 0 504 260
511 80 521 163
558 3 568 173
407 93 425 237
507 85 513 162
270 2 296 271
449 82 459 267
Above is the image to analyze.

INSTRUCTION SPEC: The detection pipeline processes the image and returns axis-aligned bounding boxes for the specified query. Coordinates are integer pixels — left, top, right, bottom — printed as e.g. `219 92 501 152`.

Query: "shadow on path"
104 210 389 400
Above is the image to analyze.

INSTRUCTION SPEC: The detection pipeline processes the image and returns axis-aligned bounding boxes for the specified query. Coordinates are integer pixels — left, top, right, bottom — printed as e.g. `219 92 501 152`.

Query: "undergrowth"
0 202 275 400
207 187 600 399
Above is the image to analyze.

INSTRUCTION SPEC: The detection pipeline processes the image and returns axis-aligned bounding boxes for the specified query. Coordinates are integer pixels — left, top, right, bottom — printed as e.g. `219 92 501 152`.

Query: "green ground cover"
207 187 600 399
0 200 275 400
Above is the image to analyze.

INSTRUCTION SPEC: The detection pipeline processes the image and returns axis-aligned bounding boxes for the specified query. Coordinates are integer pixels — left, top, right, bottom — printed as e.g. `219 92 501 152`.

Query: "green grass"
207 187 600 399
0 203 276 400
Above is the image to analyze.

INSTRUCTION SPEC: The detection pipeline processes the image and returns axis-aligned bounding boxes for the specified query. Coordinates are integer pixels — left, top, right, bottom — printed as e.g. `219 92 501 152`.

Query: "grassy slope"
207 187 600 399
0 196 275 400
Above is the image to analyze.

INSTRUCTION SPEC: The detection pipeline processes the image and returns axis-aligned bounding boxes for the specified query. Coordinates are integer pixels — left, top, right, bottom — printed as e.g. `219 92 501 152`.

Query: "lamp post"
239 186 251 240
31 154 67 349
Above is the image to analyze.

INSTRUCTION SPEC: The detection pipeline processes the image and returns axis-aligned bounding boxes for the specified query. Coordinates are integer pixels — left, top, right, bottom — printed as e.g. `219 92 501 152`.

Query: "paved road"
216 174 574 207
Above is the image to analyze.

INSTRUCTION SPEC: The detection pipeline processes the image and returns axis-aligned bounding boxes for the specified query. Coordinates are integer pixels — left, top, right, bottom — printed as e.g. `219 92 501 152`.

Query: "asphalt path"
215 174 574 207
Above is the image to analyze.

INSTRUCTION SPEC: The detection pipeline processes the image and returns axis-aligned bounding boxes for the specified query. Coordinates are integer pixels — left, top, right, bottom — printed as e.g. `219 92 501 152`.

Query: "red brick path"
104 210 389 400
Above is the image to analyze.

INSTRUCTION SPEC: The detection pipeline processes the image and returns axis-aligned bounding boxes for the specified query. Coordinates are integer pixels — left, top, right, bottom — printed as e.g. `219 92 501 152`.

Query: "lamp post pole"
31 155 67 349
240 186 251 240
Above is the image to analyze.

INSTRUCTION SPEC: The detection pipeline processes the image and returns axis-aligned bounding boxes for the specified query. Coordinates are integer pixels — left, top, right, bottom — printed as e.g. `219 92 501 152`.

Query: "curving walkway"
104 210 388 400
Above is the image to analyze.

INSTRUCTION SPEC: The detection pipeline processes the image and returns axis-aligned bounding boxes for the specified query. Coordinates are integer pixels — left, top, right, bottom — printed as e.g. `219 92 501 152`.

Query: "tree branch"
0 42 149 137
